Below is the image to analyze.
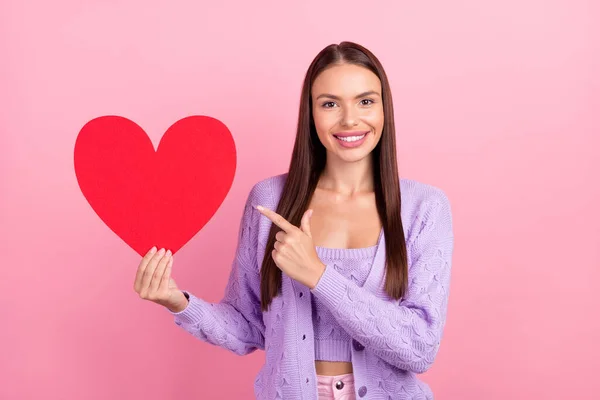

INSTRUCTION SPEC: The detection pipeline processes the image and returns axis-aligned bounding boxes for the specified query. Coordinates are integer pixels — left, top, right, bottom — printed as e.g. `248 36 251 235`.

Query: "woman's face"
311 63 384 164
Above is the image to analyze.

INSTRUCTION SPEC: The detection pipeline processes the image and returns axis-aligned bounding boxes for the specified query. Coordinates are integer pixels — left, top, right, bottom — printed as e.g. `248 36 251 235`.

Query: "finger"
275 231 286 243
271 249 280 264
149 249 171 295
134 246 157 292
300 209 313 237
140 248 166 294
274 240 283 252
158 255 173 293
256 206 296 233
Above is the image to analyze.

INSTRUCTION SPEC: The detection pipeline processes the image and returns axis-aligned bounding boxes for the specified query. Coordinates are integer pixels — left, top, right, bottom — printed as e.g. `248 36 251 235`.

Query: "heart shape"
74 115 236 256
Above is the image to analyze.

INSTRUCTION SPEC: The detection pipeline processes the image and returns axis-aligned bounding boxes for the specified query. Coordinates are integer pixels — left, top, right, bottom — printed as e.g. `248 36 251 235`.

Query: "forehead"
312 63 381 96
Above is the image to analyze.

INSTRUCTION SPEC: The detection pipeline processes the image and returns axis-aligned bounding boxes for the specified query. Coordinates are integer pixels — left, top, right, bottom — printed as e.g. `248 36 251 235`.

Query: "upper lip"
333 130 369 137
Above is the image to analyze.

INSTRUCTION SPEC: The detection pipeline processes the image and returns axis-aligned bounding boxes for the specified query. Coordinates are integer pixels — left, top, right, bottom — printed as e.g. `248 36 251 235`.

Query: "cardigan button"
352 339 365 351
358 386 367 397
335 380 344 390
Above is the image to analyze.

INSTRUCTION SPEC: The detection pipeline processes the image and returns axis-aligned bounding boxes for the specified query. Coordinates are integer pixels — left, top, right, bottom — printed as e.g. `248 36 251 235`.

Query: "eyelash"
321 99 375 108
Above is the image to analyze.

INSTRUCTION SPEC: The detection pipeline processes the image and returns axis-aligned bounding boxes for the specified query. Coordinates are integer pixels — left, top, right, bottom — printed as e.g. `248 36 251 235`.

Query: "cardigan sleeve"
310 189 454 373
168 186 265 356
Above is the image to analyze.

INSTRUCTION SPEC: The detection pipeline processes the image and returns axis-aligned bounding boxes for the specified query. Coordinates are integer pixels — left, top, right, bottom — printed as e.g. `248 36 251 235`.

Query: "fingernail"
166 249 172 256
150 246 157 253
158 248 165 255
256 205 264 211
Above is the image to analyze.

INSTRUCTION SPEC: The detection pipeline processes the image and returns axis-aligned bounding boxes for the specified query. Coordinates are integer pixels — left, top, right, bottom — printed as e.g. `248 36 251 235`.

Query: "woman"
134 41 454 400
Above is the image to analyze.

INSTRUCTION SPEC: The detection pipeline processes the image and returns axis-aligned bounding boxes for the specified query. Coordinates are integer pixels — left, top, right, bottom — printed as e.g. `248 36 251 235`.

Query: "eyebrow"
315 90 381 101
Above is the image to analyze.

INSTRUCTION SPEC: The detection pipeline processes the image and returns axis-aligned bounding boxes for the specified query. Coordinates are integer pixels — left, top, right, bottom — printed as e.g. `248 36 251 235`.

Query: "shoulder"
237 173 287 249
399 178 453 237
400 178 451 211
245 172 288 209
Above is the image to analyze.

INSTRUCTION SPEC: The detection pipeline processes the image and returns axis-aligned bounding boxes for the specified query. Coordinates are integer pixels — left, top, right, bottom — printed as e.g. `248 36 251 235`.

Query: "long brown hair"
260 41 408 311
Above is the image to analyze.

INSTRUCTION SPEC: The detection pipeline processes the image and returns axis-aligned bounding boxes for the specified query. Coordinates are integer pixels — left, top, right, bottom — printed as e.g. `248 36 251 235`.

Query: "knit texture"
312 245 377 362
170 173 454 400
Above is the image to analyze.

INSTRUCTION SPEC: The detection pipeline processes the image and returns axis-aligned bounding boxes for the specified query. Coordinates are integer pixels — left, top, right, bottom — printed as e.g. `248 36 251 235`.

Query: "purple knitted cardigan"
170 173 454 399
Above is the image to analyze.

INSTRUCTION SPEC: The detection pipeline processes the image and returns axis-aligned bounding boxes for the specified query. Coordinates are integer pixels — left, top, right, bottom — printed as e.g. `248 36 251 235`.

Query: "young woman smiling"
134 41 454 400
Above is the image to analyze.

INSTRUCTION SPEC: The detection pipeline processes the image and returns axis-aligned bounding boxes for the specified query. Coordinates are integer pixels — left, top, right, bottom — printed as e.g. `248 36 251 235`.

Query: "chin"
332 148 374 163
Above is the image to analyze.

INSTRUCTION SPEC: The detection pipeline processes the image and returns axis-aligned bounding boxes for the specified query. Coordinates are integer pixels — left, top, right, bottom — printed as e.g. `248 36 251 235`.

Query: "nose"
341 107 359 127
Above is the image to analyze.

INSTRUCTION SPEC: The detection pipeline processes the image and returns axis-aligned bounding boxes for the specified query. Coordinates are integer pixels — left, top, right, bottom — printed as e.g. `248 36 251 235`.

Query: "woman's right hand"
134 247 189 313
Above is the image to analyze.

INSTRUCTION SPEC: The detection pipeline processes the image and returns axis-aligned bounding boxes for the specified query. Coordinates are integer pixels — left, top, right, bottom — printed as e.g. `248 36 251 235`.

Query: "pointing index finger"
256 205 295 233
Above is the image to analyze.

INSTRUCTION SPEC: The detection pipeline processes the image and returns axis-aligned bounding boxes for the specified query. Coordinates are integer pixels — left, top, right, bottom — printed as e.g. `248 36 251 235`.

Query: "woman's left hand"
256 205 326 289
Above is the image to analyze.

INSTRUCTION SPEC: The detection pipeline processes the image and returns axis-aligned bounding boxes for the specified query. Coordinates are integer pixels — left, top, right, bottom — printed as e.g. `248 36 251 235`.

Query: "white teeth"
337 134 366 142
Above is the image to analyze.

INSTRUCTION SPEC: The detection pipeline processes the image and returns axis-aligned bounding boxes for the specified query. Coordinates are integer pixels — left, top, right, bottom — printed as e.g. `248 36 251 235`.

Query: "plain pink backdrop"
2 0 599 399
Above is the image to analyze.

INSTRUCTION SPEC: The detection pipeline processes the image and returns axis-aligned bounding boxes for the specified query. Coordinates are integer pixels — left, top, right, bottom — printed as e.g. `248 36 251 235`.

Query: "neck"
318 154 374 196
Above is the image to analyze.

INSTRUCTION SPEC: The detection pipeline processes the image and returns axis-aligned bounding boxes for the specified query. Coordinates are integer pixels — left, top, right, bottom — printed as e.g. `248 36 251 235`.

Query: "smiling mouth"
332 130 370 148
335 133 366 142
332 131 369 142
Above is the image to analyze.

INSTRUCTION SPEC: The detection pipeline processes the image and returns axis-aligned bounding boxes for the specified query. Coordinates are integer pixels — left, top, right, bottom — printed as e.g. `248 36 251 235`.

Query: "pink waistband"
317 372 354 385
316 373 356 399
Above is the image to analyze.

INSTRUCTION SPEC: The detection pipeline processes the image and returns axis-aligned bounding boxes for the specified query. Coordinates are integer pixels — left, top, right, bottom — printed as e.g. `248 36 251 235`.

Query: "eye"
322 101 336 108
360 99 374 106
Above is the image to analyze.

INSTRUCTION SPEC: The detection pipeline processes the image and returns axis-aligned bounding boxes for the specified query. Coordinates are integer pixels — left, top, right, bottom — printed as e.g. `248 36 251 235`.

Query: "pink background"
2 0 599 399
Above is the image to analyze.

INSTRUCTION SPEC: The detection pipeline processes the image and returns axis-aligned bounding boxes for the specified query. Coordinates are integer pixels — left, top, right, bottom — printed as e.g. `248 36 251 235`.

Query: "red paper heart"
74 115 236 256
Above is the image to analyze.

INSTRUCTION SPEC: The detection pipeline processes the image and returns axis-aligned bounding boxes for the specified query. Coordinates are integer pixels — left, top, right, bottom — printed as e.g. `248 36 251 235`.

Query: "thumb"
301 209 313 238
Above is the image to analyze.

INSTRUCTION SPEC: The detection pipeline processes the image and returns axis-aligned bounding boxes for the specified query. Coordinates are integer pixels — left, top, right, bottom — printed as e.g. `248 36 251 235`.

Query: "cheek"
363 109 385 132
312 110 336 137
313 109 335 123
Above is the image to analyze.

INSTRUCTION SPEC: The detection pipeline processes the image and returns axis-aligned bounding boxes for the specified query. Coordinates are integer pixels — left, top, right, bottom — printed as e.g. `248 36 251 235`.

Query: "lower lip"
334 132 369 148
